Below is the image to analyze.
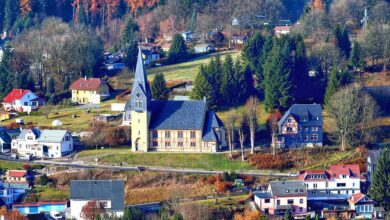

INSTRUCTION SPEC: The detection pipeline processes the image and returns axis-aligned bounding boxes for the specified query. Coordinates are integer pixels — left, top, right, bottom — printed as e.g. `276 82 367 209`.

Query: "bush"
39 174 49 186
222 172 238 182
248 153 293 170
207 176 217 184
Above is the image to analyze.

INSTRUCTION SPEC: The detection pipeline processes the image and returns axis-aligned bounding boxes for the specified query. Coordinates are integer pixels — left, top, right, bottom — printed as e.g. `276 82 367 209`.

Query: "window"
190 131 196 138
287 199 294 205
178 131 183 138
312 127 318 132
337 183 346 187
313 183 318 188
152 141 158 147
286 127 293 132
300 189 304 192
311 191 316 195
65 136 70 141
300 199 304 204
287 118 292 123
138 130 141 135
24 102 28 106
352 183 355 187
304 135 309 141
326 182 329 188
305 127 309 132
165 142 171 147
342 175 347 178
178 142 183 147
190 142 196 147
310 134 318 141
299 207 303 212
286 189 290 193
264 199 270 203
338 191 341 194
277 200 280 205
326 190 331 194
165 131 171 138
152 131 158 138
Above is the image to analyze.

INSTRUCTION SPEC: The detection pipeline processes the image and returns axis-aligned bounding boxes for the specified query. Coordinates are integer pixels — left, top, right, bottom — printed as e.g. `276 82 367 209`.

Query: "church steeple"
130 48 151 112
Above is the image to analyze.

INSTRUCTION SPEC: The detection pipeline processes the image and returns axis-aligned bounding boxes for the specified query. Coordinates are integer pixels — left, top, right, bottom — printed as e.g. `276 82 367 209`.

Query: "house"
5 170 29 184
348 193 375 219
94 113 122 123
141 48 161 65
70 77 112 105
194 43 215 54
274 104 323 148
373 207 386 219
169 81 194 92
367 149 383 186
13 200 67 215
0 112 17 121
2 89 46 113
0 130 12 153
11 129 74 158
231 35 247 45
70 180 124 220
123 48 226 153
181 31 199 42
254 180 307 217
298 164 361 200
0 180 26 207
104 56 125 71
321 208 356 220
274 26 291 37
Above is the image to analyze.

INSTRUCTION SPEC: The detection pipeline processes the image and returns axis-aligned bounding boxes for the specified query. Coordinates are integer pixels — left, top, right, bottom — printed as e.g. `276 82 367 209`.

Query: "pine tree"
324 68 353 104
263 44 292 112
191 65 214 107
369 150 390 211
221 54 235 104
206 55 222 105
348 41 365 72
151 73 169 100
0 45 13 99
0 0 4 32
233 58 249 103
63 75 71 91
4 0 20 31
168 33 187 64
256 36 273 88
122 16 139 69
285 209 293 220
334 25 351 58
26 74 35 92
242 32 265 70
46 77 55 96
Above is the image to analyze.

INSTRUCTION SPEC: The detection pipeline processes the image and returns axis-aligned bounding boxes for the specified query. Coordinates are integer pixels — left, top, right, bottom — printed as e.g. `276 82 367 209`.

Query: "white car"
49 211 63 220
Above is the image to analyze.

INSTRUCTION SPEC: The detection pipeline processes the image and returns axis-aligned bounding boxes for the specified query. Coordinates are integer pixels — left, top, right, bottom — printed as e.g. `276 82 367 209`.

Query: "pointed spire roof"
132 47 151 98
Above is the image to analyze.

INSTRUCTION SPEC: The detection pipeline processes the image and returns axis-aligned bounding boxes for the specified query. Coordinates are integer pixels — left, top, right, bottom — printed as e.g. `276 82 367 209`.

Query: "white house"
194 43 215 54
0 180 25 207
298 164 361 200
70 180 124 220
141 48 161 65
11 129 73 158
2 89 46 113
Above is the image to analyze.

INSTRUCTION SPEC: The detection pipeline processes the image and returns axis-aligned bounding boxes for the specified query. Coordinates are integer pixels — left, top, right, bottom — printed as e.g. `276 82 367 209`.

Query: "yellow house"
70 77 112 104
123 48 226 153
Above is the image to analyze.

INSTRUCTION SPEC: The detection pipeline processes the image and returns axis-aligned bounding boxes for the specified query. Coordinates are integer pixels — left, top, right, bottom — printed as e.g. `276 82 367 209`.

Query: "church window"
190 131 196 138
165 142 171 147
190 142 196 147
178 131 183 138
165 131 171 138
138 130 140 135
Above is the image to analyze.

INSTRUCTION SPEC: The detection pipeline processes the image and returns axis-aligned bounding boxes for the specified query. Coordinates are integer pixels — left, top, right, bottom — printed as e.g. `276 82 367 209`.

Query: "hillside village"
0 0 389 219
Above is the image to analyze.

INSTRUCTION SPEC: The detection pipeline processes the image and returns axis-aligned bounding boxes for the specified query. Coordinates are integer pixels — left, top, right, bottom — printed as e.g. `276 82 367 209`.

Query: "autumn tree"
267 109 282 156
236 112 246 161
20 0 33 16
81 200 106 220
245 96 259 154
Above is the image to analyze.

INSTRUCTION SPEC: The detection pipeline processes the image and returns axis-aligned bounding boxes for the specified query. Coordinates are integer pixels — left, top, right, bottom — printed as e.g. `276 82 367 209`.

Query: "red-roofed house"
348 193 375 219
5 170 28 183
70 77 112 104
274 26 291 37
298 164 361 200
2 89 45 112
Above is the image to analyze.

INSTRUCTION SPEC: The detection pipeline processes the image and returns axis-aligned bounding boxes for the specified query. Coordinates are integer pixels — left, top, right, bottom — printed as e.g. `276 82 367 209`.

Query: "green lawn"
34 186 69 201
148 51 240 81
0 160 24 170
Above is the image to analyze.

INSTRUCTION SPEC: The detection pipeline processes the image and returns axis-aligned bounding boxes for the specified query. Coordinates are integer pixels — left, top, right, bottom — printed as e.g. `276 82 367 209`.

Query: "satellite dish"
52 120 62 127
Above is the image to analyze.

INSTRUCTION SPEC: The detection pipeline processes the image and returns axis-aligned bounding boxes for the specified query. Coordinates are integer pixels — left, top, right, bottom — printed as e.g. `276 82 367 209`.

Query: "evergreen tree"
242 32 265 70
0 44 13 99
221 54 235 104
63 75 71 91
0 0 4 32
46 77 55 96
348 41 365 71
233 58 250 103
77 3 87 25
256 36 274 88
324 68 353 104
168 33 187 64
333 25 351 58
206 55 222 105
263 44 292 112
26 74 35 92
285 209 293 220
151 73 169 100
369 150 390 211
4 0 20 31
191 65 215 107
122 16 139 70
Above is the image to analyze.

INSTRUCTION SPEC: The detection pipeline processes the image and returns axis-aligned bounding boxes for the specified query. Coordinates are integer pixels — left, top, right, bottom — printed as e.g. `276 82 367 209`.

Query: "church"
123 49 226 153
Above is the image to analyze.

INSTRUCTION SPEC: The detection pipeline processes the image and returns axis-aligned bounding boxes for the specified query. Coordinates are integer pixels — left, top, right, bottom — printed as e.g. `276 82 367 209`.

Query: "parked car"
50 211 63 220
9 154 18 160
20 154 32 161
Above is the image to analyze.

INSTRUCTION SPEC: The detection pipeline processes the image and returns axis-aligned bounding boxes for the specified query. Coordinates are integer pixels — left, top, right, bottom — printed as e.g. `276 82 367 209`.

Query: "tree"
359 93 379 146
324 68 352 104
257 36 274 88
81 200 106 220
225 110 237 158
364 25 384 65
77 3 87 24
348 42 365 72
26 74 35 92
63 75 71 91
263 44 292 111
39 174 49 186
333 25 351 58
267 109 282 156
123 207 144 220
285 209 293 220
46 77 55 96
4 0 20 31
221 54 235 104
242 32 264 72
168 33 187 64
122 16 139 70
151 73 169 100
191 65 215 107
369 150 390 211
245 96 259 154
236 112 246 161
326 85 374 151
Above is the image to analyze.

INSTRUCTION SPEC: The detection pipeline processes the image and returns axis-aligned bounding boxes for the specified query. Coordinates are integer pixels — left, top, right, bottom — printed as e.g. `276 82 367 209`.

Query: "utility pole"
361 8 369 30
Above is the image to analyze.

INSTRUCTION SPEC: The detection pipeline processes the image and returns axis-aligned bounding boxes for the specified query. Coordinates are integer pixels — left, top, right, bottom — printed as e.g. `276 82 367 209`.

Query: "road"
0 155 294 177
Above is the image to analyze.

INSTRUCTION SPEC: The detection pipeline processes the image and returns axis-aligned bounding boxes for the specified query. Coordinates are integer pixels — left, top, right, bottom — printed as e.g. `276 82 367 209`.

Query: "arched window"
135 93 142 108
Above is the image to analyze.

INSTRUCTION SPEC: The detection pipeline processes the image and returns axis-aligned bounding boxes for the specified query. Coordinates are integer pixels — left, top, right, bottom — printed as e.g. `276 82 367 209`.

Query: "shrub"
39 174 49 186
207 176 217 185
222 172 238 182
248 153 293 170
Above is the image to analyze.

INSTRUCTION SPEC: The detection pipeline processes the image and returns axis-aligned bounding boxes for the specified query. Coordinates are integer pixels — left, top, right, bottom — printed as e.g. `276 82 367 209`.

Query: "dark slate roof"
0 131 12 144
269 180 307 196
150 100 207 130
368 150 383 165
278 104 322 127
253 192 272 198
202 111 224 141
70 180 124 211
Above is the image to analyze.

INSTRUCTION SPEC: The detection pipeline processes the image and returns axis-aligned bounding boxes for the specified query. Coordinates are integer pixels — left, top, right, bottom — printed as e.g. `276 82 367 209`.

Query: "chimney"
203 96 207 103
84 75 87 81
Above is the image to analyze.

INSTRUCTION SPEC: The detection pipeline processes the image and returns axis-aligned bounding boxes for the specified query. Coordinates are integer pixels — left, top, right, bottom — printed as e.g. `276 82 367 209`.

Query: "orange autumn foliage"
127 0 159 11
0 207 27 220
234 209 262 220
20 0 32 16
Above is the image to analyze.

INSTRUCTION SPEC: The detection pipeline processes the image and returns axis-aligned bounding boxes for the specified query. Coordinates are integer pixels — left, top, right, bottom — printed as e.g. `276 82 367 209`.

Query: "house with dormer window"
298 164 361 200
348 193 375 219
274 104 323 148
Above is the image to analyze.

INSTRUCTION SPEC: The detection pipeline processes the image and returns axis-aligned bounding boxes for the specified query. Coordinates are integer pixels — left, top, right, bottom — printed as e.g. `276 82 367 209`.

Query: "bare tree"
267 110 282 156
225 110 237 158
245 96 258 154
236 113 246 161
359 93 379 146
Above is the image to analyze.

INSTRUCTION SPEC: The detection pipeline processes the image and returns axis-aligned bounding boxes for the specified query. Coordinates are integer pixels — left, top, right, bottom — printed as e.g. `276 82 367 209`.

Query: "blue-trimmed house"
274 104 323 148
